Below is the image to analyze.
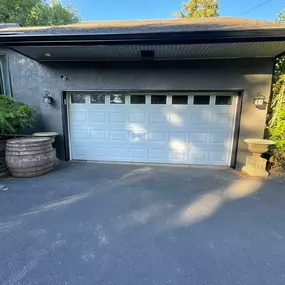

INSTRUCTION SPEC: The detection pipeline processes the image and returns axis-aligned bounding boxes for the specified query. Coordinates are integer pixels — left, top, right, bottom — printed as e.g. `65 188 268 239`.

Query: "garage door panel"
189 151 208 163
72 146 93 158
110 130 128 141
110 148 127 158
70 129 89 139
149 131 167 142
209 151 229 164
88 147 108 158
190 113 210 124
169 150 187 161
70 111 87 122
130 131 147 142
212 113 233 125
89 112 107 122
169 132 187 143
110 112 125 123
70 122 89 129
73 146 108 159
130 148 146 160
211 132 231 144
148 149 167 160
70 139 93 147
187 144 229 152
69 93 237 166
189 133 208 143
150 113 167 123
169 113 188 126
186 126 227 132
130 112 147 123
90 130 107 140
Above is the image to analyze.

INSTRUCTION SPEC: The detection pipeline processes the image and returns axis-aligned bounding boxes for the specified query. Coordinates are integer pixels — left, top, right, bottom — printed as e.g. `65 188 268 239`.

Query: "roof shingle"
0 17 284 36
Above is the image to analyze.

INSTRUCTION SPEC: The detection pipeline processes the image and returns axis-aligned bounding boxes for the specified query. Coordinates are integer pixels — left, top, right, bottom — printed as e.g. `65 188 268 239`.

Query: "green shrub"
0 95 37 138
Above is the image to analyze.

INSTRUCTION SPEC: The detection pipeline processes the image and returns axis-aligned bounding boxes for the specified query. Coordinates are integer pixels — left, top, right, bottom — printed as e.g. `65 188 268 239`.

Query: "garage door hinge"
64 98 67 105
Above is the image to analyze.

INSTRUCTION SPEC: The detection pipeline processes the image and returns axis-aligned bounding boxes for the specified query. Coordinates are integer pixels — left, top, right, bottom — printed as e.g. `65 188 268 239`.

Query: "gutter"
0 29 285 46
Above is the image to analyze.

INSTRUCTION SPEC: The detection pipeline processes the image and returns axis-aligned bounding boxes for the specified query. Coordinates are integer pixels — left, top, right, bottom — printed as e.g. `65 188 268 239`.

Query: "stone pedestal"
242 156 269 177
33 132 59 165
242 138 275 178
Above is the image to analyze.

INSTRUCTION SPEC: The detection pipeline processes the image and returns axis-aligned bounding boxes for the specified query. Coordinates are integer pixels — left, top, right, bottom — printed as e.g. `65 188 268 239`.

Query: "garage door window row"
70 94 232 106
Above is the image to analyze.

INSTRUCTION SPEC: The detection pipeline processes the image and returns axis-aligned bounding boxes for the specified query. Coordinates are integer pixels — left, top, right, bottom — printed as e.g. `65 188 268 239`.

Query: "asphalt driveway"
1 162 285 285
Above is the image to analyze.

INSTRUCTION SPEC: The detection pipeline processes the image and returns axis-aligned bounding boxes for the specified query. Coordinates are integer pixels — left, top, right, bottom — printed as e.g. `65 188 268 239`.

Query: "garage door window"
151 95 166 104
215 96 232 105
193 95 210 105
172 95 188 105
131 95 146 104
71 94 85 104
110 95 125 104
91 94 105 104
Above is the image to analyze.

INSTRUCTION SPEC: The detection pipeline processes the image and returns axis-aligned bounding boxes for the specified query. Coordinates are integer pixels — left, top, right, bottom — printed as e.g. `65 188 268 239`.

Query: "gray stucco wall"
1 48 274 168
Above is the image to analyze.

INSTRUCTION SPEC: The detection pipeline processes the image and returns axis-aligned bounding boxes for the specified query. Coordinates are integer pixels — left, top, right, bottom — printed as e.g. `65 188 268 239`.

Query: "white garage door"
68 92 237 166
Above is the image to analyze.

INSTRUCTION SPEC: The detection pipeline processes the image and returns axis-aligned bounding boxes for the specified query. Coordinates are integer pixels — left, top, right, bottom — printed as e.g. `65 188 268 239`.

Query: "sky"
68 0 284 22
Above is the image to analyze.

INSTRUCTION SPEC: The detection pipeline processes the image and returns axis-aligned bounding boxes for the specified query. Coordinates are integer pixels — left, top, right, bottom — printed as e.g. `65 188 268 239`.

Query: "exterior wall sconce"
253 93 266 109
43 91 53 104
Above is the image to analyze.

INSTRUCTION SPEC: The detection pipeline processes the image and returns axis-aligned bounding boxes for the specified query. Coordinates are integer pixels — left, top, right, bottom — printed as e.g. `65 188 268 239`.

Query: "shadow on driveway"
0 162 285 285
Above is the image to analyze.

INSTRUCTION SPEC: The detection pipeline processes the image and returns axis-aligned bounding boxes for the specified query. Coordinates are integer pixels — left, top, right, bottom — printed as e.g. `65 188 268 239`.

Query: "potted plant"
0 95 37 176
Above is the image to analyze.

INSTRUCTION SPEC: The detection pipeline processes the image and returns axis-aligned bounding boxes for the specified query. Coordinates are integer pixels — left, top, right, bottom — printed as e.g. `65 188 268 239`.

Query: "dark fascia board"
0 28 285 46
64 88 244 94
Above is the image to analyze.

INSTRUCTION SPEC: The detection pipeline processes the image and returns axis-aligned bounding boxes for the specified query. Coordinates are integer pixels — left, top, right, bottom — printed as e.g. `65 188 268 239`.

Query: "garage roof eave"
1 28 285 46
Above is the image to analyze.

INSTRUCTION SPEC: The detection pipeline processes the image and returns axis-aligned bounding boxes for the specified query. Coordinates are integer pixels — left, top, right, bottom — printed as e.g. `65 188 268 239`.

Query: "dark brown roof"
1 17 285 36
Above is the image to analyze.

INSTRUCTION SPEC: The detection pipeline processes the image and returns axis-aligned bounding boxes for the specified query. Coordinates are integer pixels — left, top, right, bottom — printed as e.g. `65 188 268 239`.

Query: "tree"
0 95 37 137
174 0 219 18
277 9 285 23
267 8 285 170
0 0 80 26
268 58 285 170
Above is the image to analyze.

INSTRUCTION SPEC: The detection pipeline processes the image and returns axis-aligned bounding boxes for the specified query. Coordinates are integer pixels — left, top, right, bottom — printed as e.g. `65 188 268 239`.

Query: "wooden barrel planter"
5 137 54 178
0 139 8 177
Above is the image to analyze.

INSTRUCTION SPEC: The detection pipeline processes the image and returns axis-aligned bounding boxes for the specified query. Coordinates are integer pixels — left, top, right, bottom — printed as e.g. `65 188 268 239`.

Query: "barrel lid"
7 137 51 144
33 132 59 137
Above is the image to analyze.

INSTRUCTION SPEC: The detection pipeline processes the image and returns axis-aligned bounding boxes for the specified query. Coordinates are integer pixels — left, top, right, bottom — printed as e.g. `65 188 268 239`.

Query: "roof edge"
1 28 285 46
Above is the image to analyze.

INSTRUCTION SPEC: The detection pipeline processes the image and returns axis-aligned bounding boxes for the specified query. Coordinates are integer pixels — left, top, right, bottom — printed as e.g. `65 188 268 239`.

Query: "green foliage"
0 0 80 26
0 95 37 137
266 9 285 170
277 9 285 23
174 0 219 18
268 77 285 169
269 74 285 146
